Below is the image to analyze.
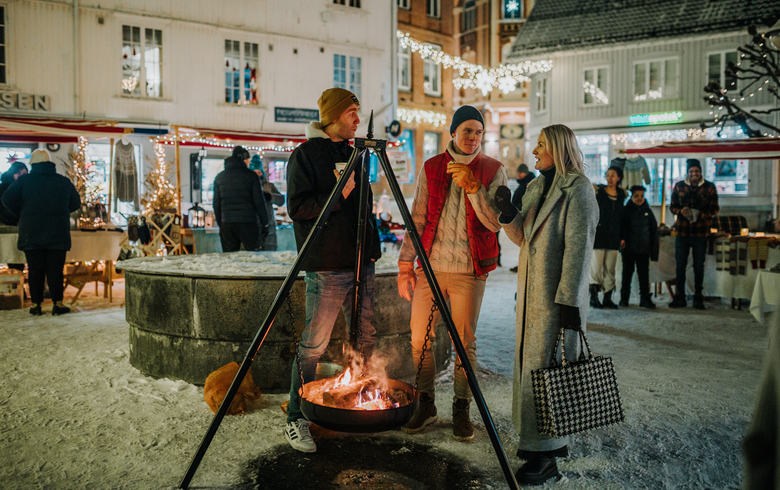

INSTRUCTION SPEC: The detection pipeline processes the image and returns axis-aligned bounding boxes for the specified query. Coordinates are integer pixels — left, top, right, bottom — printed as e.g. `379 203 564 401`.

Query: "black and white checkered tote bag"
532 327 624 438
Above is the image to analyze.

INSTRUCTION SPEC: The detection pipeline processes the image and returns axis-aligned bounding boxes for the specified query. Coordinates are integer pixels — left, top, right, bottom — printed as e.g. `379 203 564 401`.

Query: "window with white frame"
708 50 739 91
122 25 163 97
427 0 440 18
0 6 6 84
462 1 476 32
334 54 362 101
633 58 678 102
423 45 441 96
583 66 609 105
397 0 410 9
503 0 522 19
333 0 361 7
398 41 411 91
535 76 548 113
225 40 259 105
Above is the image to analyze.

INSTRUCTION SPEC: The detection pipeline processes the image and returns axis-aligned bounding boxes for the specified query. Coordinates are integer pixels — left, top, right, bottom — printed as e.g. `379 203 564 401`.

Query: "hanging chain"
286 294 305 390
354 286 365 368
413 299 438 395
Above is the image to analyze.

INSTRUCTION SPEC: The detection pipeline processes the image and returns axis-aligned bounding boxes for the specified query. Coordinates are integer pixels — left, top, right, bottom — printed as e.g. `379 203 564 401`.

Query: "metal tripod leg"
177 146 364 489
376 147 520 489
349 147 373 358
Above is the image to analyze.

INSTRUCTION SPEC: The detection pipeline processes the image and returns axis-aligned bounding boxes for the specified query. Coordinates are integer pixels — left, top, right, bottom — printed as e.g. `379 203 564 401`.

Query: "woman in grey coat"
494 124 598 485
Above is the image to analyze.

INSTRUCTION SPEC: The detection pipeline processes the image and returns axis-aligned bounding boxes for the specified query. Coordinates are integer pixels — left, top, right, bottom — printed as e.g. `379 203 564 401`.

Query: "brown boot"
402 393 437 434
452 398 474 441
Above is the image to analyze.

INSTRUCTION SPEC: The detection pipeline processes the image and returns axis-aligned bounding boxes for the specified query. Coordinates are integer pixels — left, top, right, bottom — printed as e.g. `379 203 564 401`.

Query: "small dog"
204 362 261 415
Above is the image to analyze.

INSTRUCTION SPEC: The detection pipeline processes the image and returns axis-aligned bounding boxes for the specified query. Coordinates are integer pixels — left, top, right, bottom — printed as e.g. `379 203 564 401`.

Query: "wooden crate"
0 271 24 310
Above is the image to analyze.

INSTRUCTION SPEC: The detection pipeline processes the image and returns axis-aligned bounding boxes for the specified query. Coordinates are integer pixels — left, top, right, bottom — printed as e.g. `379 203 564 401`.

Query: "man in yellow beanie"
283 88 381 453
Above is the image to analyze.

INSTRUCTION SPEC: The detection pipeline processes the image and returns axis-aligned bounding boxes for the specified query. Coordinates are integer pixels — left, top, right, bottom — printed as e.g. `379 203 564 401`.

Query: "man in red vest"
397 105 507 441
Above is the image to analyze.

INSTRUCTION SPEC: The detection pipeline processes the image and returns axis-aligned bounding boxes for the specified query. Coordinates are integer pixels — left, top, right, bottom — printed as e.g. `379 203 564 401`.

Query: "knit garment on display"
114 140 139 210
748 238 771 269
623 156 651 189
729 237 749 276
715 238 729 271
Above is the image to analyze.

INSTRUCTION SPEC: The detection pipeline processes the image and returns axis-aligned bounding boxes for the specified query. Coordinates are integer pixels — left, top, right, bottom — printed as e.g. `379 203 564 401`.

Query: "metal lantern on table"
187 204 206 228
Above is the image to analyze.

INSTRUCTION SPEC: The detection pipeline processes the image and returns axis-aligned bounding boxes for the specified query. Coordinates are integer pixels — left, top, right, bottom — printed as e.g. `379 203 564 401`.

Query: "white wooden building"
0 0 394 217
508 0 780 227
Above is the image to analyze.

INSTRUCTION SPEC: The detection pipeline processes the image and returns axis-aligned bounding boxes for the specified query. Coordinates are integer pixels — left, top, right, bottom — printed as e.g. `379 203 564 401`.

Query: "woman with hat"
1 149 81 315
589 165 627 309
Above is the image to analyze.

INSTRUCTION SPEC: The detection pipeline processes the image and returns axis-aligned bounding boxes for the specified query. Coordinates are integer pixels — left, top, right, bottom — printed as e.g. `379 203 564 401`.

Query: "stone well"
117 251 451 393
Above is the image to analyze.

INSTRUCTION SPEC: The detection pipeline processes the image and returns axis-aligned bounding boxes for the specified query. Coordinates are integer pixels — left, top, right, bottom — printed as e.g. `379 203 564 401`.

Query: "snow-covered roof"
509 0 780 58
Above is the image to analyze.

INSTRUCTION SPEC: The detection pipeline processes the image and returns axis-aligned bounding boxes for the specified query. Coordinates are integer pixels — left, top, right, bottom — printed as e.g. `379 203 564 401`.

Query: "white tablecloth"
750 270 780 325
0 230 126 264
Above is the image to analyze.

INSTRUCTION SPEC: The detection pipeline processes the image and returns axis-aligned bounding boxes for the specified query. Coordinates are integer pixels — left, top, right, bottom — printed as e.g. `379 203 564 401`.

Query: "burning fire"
306 367 409 411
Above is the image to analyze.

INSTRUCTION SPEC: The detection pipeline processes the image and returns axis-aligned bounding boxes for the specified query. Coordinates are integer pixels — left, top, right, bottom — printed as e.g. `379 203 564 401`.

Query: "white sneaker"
284 419 317 453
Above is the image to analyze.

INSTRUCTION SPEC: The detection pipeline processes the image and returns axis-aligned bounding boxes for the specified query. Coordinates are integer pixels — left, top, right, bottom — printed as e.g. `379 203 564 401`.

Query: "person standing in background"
509 164 535 273
1 149 80 315
213 146 269 252
589 166 626 309
619 185 659 309
249 154 284 251
669 159 719 310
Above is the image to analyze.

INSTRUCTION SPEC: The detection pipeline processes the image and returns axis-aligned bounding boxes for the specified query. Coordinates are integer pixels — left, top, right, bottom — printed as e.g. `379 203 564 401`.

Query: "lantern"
188 204 206 228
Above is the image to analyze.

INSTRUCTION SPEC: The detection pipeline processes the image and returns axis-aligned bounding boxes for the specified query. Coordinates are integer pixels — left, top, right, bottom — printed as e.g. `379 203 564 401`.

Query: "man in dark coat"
619 185 659 309
212 146 269 252
511 163 535 212
1 149 80 315
283 87 381 454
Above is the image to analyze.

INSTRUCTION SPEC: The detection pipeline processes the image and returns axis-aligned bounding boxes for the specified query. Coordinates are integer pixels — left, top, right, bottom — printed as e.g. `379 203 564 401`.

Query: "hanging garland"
397 31 553 96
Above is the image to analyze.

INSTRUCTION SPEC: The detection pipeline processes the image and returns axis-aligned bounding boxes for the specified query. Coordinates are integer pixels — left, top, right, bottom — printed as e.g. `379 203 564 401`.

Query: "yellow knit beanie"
318 88 359 127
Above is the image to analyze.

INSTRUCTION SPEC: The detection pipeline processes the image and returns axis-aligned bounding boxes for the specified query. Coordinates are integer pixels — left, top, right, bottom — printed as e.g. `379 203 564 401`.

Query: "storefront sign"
0 91 51 111
629 111 683 126
274 107 319 124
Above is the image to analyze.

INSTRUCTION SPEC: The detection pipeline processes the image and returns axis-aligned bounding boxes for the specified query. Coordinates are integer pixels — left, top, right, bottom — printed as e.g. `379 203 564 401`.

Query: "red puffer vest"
419 151 502 275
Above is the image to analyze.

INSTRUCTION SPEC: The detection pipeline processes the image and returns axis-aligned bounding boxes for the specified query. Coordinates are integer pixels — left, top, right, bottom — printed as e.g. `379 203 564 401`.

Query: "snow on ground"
0 237 767 489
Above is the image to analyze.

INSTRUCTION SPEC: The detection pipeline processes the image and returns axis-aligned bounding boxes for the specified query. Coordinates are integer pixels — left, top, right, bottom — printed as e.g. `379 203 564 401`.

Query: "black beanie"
450 105 484 134
687 159 701 171
232 146 250 161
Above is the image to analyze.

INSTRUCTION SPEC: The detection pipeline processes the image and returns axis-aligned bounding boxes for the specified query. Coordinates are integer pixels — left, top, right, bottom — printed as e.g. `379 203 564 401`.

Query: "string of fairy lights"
397 31 553 96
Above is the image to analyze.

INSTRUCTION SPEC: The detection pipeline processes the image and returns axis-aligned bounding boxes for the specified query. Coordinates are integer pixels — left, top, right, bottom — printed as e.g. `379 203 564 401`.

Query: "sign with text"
274 107 319 124
386 151 411 183
629 111 683 126
0 92 51 112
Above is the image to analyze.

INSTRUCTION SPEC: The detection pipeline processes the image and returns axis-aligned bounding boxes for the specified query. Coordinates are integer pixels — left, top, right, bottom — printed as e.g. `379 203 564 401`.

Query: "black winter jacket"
621 199 659 261
213 156 269 227
0 177 18 226
511 173 535 212
287 128 381 271
1 162 81 250
593 185 626 250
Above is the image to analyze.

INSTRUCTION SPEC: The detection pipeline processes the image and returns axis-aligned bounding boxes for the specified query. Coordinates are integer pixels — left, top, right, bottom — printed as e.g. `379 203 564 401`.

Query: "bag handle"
550 327 595 367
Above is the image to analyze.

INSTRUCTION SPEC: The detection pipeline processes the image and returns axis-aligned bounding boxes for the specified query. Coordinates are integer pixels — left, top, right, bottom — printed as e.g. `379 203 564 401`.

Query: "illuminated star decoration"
506 0 519 13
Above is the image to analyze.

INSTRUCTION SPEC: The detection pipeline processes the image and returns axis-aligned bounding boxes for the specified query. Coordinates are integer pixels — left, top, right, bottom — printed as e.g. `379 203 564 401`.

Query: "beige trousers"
410 271 487 402
590 249 618 292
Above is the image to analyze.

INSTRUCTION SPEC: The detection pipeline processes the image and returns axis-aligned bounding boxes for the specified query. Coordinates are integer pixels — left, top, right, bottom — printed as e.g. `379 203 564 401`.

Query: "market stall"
626 137 780 301
153 126 306 252
0 116 131 304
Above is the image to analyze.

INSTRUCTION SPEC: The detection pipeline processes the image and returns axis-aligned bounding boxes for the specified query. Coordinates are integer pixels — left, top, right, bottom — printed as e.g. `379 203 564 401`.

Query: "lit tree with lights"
140 143 178 214
702 25 780 137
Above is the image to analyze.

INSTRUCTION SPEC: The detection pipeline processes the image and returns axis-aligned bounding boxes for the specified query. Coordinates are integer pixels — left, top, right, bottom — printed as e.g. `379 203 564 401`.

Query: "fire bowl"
301 379 419 433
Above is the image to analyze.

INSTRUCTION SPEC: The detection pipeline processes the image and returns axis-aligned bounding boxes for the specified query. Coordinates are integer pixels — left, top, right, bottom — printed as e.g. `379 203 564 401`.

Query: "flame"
334 367 352 387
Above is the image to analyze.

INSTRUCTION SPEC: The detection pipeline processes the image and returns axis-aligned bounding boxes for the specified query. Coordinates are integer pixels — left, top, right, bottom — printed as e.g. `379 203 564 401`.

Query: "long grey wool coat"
501 170 598 452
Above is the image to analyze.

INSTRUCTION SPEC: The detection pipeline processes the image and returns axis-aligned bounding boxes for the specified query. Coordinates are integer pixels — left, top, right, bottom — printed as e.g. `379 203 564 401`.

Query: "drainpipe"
73 0 79 114
390 1 398 133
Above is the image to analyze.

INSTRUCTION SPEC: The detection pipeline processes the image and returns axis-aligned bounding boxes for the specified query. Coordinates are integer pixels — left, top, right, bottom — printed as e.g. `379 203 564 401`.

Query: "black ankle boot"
515 452 559 485
589 284 602 308
601 289 618 309
619 292 630 308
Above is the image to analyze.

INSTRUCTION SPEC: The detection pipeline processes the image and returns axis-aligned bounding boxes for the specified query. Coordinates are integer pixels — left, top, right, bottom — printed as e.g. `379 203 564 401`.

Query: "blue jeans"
287 263 376 422
675 235 708 298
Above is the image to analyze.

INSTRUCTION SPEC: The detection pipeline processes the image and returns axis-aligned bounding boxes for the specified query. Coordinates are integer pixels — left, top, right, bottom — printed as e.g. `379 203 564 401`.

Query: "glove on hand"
560 304 582 331
397 261 417 301
263 192 272 202
447 163 481 194
494 186 518 221
260 225 270 240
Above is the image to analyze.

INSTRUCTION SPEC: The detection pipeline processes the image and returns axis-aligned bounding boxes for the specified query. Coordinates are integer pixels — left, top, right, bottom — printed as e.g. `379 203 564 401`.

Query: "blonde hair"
540 124 585 177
